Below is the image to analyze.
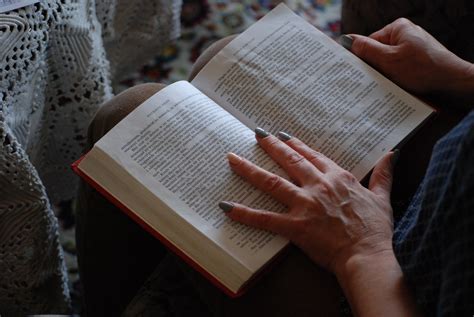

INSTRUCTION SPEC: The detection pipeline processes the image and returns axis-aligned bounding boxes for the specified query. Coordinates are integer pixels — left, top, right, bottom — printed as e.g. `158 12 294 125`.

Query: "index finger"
255 128 322 185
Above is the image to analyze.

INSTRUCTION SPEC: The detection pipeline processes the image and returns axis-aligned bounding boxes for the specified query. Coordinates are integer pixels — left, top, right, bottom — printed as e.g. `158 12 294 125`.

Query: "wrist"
334 246 421 317
333 236 393 281
441 58 474 106
334 245 395 290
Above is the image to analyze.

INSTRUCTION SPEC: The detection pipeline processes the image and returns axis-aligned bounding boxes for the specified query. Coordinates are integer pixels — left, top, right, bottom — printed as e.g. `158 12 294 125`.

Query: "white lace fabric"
0 0 181 313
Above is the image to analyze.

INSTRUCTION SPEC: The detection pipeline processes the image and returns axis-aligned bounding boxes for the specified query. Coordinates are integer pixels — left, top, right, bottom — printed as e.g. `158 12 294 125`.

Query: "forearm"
336 250 421 317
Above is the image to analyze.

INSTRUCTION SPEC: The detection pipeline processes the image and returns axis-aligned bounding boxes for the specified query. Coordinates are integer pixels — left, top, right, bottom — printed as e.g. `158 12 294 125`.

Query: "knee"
88 83 166 144
189 34 238 80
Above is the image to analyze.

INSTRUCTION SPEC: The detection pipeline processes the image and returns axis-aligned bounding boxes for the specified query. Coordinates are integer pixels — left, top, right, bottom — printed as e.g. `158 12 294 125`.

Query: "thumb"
349 34 396 70
369 150 399 201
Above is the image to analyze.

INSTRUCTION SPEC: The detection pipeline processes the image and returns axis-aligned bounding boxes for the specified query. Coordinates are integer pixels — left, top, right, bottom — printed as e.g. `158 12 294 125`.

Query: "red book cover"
71 155 288 298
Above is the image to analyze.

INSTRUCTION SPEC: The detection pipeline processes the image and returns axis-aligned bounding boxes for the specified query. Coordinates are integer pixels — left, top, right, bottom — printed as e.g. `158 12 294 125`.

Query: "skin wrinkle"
263 174 283 194
287 152 305 166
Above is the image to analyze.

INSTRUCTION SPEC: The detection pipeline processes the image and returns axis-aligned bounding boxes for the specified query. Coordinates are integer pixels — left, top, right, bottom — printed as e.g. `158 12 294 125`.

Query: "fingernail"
391 149 400 166
277 131 292 141
227 152 242 165
255 127 270 138
219 201 234 213
339 34 353 50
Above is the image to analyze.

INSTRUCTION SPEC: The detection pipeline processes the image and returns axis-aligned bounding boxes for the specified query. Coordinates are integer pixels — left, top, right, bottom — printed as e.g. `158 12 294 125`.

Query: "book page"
95 81 288 272
191 3 434 180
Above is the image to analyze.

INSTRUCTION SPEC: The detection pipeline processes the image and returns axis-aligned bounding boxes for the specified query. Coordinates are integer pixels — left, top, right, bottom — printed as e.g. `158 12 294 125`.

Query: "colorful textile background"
60 0 341 311
116 0 342 90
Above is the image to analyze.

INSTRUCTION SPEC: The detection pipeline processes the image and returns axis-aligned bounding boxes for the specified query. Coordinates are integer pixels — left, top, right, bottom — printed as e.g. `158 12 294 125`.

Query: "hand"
348 18 474 103
220 129 397 277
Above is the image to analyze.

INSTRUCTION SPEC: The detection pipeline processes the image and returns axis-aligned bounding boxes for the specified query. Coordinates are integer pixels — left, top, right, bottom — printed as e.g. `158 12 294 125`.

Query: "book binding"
72 155 246 298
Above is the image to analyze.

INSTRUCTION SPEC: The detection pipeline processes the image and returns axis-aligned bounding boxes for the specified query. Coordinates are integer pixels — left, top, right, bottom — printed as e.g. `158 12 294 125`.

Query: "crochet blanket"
0 0 180 313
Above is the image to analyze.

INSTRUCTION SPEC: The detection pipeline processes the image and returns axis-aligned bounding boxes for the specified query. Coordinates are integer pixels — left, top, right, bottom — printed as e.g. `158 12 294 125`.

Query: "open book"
72 4 434 297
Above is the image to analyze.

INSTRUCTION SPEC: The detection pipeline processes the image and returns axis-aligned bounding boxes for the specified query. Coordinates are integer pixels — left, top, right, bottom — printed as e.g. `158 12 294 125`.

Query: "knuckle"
306 149 320 160
378 168 392 183
415 25 424 33
316 180 333 197
286 151 305 166
307 150 326 165
332 175 355 199
339 170 357 184
395 17 412 27
247 169 265 184
262 174 282 192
